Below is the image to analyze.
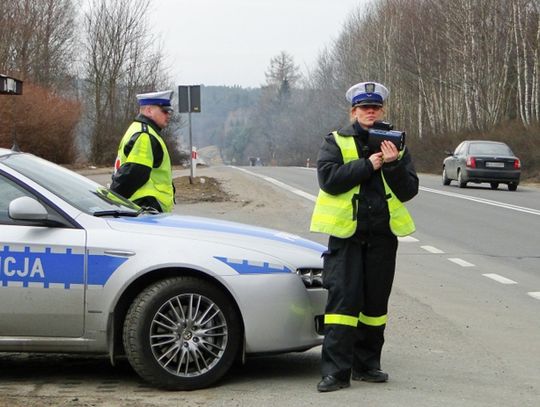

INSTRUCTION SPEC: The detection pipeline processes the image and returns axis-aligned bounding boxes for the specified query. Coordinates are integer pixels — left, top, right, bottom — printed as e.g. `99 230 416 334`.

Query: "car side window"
0 174 33 224
454 143 465 156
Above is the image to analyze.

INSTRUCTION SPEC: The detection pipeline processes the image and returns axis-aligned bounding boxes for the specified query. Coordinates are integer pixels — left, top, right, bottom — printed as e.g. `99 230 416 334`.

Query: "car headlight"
296 268 323 288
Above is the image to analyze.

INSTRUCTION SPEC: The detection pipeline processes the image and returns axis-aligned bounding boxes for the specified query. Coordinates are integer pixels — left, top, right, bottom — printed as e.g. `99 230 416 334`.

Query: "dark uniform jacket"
317 121 419 237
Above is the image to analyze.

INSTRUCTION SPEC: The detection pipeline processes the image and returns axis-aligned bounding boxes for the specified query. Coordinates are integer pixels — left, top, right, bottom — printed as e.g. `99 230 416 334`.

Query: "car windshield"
1 153 140 215
469 143 512 156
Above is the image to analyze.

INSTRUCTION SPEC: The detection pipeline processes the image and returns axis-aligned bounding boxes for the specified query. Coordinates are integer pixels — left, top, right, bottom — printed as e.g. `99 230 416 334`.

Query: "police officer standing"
111 90 175 212
310 82 419 392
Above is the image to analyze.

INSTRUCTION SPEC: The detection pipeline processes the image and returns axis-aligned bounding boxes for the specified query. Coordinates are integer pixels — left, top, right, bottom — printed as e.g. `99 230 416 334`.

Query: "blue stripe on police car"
214 256 292 274
0 246 128 288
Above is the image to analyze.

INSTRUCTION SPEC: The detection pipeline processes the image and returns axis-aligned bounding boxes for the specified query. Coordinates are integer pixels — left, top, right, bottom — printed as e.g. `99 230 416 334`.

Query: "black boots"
317 369 389 392
317 375 351 392
352 369 389 383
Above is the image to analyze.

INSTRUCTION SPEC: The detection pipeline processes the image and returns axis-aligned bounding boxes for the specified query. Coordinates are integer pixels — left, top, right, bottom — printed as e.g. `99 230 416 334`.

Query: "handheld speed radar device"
368 121 405 152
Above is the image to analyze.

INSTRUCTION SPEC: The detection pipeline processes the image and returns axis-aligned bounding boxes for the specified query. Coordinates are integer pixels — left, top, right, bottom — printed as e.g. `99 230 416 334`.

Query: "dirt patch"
173 175 234 203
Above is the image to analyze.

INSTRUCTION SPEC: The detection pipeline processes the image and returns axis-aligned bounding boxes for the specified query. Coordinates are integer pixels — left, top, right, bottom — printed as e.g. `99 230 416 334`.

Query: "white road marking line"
262 176 317 202
527 292 540 300
448 258 475 267
421 245 444 254
399 236 418 242
233 167 316 202
420 187 540 216
482 273 518 285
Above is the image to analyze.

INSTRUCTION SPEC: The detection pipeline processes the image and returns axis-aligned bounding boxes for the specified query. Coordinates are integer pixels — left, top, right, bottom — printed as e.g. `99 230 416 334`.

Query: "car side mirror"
444 151 454 156
8 196 49 221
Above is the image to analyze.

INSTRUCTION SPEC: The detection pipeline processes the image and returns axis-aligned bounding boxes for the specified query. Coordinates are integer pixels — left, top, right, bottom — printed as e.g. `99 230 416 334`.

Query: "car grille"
296 268 323 288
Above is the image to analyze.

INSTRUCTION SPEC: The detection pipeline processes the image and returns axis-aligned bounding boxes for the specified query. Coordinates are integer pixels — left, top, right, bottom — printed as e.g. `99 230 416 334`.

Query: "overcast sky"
150 0 369 88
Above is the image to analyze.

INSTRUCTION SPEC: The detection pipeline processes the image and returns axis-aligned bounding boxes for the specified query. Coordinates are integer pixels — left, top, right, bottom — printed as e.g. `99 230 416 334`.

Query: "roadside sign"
178 85 201 113
178 85 202 180
0 75 23 95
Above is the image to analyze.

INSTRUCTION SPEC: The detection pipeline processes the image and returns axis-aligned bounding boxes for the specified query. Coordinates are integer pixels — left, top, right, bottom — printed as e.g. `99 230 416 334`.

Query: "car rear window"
469 143 512 156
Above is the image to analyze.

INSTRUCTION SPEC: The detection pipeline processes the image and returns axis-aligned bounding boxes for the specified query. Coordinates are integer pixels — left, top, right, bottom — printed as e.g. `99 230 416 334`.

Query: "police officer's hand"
381 140 399 163
369 152 384 170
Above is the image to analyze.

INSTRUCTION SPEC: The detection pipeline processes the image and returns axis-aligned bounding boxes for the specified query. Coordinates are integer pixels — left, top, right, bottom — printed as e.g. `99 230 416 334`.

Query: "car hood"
106 214 326 259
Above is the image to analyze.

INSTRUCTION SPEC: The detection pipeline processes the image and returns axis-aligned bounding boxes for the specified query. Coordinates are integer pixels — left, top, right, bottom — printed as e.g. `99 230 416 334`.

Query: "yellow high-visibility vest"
115 121 174 212
310 131 415 238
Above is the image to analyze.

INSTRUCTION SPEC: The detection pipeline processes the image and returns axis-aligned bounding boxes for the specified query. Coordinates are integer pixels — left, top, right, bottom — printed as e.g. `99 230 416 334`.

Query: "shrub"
0 82 81 164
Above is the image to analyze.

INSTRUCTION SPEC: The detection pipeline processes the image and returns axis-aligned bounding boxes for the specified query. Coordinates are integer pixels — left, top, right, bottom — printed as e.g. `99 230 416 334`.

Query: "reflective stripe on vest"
310 131 415 238
115 122 174 212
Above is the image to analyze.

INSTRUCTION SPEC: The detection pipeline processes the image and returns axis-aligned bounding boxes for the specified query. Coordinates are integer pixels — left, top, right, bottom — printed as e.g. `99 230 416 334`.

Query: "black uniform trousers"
321 232 398 380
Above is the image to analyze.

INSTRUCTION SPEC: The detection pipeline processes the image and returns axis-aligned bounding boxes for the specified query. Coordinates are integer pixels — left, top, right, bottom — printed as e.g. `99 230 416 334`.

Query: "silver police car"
0 148 326 390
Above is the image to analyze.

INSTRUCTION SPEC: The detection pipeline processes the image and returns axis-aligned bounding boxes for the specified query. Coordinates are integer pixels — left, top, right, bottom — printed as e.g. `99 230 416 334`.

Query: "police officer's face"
147 106 172 129
353 105 384 129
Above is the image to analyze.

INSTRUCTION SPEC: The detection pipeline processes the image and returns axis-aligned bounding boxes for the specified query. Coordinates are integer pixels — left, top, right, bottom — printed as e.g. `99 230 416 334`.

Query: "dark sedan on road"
442 140 521 191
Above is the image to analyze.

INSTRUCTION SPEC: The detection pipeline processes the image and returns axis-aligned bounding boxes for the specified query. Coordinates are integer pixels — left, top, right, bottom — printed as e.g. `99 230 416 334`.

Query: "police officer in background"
311 82 419 392
111 90 175 213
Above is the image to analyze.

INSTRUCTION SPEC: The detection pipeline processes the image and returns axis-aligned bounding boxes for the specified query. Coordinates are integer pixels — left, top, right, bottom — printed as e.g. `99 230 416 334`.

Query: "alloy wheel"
150 293 228 377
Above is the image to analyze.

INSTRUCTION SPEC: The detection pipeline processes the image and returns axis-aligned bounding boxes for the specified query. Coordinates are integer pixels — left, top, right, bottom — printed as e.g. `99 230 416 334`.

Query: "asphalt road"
2 166 539 407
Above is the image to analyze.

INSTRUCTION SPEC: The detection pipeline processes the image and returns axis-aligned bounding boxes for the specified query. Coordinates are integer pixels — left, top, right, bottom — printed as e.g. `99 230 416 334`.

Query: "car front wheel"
123 276 241 390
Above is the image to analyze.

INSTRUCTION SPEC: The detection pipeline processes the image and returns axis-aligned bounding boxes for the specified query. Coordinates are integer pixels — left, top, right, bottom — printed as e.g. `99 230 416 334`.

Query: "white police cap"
345 82 389 107
136 90 174 108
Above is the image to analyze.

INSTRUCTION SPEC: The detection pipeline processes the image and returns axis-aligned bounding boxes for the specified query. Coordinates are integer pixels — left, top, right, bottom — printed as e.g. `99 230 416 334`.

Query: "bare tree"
82 0 169 164
0 0 76 87
511 0 540 125
248 51 303 164
32 0 77 87
0 0 18 74
308 0 526 138
264 51 302 89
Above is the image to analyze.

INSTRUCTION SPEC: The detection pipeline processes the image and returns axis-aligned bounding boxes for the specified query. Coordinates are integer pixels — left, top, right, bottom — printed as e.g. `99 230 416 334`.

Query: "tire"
508 183 518 191
123 276 241 390
457 169 467 188
442 168 451 185
490 182 499 190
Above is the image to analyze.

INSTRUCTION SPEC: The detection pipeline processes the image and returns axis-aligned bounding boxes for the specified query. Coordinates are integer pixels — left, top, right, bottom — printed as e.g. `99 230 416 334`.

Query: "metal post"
178 84 201 182
189 110 195 181
188 87 194 182
10 98 20 151
11 128 20 152
1 75 23 151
